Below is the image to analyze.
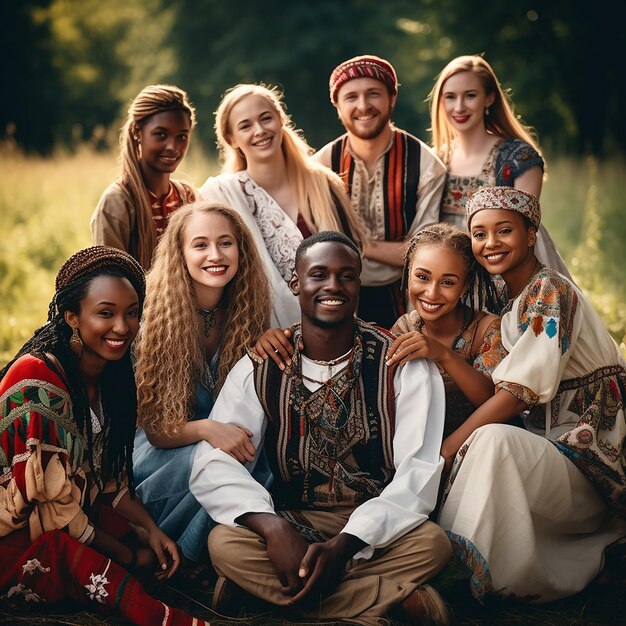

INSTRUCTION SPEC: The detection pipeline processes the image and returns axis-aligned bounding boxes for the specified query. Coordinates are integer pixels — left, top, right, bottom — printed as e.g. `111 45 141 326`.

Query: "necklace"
305 350 352 367
197 305 220 337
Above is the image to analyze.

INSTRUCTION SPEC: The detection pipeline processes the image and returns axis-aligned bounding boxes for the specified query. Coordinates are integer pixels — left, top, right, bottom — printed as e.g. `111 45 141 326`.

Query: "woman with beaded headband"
429 54 571 279
91 84 198 269
199 83 365 327
132 201 272 573
438 186 626 603
386 223 507 445
0 246 209 625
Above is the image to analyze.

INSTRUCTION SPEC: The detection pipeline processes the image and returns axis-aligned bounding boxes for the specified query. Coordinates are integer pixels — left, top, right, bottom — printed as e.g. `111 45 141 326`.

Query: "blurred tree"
1 0 176 152
1 0 64 152
165 0 446 154
430 0 626 155
4 0 624 156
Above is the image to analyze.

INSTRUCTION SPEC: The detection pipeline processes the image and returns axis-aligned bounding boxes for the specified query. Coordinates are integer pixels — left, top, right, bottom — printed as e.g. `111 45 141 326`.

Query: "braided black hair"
1 261 144 495
401 223 502 325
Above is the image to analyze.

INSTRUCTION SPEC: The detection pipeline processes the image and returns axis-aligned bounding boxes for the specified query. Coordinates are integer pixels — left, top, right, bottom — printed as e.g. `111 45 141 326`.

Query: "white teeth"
105 339 124 346
204 266 226 273
320 299 343 305
254 138 271 147
486 253 506 261
355 115 374 121
420 301 442 311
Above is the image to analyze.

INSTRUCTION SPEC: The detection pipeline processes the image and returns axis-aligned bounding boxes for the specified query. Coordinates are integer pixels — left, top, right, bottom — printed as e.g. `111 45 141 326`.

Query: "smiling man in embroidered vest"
313 55 447 329
190 231 452 625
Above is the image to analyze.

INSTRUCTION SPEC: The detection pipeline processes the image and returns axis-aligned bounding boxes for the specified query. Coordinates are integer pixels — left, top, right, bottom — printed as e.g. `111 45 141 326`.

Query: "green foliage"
6 0 624 156
1 0 175 151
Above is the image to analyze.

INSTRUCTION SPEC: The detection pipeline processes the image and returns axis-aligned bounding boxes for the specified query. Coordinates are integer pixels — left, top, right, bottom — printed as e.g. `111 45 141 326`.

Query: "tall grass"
0 142 216 365
1 145 625 366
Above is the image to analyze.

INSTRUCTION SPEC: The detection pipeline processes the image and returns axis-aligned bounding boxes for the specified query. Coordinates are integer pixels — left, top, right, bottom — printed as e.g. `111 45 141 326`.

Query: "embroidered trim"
446 531 493 600
84 559 111 603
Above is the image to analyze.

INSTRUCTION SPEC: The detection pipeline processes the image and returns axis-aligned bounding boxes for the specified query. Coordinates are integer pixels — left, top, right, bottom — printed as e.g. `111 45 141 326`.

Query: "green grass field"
1 144 625 366
0 144 625 624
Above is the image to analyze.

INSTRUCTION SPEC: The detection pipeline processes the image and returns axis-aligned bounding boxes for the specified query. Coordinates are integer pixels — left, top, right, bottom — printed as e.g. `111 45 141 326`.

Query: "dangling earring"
485 107 490 116
69 327 83 357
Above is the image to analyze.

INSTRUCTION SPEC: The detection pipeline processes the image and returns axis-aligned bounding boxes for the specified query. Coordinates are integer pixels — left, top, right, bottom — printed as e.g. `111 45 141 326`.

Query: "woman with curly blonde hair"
200 83 365 327
132 201 271 565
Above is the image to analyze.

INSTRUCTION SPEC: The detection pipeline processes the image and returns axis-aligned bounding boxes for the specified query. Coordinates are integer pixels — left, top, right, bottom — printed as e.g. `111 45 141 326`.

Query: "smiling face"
183 211 239 301
136 109 191 175
441 70 494 135
335 77 395 140
470 209 536 279
290 241 361 329
227 93 283 165
64 275 140 371
408 245 468 322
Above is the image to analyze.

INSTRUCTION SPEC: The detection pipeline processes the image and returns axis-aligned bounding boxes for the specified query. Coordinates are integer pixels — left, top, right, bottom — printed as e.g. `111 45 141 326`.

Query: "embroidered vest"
252 321 397 509
330 129 421 241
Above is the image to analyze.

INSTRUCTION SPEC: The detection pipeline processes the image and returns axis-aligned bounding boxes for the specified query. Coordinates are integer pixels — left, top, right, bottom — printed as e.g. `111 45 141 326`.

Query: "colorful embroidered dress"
440 138 543 228
440 138 570 279
0 354 207 625
391 309 506 438
439 267 626 602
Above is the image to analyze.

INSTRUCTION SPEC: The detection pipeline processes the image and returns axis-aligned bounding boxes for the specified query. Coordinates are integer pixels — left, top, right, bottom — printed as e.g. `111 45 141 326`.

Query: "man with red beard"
314 55 446 329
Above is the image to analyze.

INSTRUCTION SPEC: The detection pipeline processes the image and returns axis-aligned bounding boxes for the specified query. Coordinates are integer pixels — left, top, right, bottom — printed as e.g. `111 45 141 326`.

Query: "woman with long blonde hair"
91 84 198 269
429 55 570 278
132 201 271 566
200 83 365 327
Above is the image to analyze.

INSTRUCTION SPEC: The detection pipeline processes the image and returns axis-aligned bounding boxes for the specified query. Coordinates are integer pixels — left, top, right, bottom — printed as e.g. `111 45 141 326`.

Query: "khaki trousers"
208 507 452 625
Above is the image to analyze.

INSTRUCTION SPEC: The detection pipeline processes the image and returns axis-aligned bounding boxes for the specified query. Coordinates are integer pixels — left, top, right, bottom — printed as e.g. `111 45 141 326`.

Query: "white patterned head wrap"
466 186 541 229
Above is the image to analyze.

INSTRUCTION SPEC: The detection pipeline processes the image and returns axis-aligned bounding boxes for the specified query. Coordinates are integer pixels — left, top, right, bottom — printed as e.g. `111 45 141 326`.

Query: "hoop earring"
69 327 83 358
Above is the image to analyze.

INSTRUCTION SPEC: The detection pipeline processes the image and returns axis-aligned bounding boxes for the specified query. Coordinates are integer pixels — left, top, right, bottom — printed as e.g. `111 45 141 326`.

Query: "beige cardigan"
90 179 197 261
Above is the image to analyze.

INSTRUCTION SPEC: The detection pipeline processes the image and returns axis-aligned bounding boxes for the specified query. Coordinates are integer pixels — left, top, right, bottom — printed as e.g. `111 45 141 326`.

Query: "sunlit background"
2 0 625 365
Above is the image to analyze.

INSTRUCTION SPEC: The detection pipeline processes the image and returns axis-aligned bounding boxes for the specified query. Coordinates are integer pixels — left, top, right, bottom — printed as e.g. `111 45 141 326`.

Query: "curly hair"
134 201 271 437
428 55 541 166
119 84 196 269
0 248 146 492
214 83 364 247
402 223 501 323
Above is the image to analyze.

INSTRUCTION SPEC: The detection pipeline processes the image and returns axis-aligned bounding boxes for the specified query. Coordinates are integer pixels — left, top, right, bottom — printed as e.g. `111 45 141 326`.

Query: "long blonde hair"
428 55 541 165
134 201 270 436
215 83 364 246
120 84 196 269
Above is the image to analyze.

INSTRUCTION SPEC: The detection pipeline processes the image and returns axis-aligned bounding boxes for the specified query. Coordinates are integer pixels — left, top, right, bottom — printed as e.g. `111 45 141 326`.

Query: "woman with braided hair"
437 187 626 603
91 84 198 269
385 223 507 460
0 246 208 625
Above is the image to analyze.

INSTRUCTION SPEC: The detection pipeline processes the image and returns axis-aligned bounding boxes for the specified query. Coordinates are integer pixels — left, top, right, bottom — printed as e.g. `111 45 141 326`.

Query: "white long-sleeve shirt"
190 353 445 560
